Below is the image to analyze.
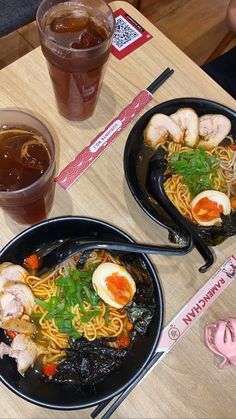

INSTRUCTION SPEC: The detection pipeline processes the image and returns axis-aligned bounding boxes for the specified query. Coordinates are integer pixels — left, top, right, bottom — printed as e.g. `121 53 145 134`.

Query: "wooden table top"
0 2 236 418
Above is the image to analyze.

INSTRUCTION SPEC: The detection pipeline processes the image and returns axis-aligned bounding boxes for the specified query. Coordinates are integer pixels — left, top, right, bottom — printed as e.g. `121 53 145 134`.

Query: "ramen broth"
29 251 155 383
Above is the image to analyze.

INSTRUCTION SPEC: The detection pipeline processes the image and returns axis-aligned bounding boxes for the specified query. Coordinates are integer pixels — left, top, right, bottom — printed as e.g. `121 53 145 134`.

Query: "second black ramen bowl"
124 98 236 246
0 216 163 410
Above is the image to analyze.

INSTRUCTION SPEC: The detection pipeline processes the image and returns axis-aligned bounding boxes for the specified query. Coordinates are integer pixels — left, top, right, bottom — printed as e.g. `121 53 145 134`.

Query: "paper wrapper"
158 255 236 352
55 90 152 190
136 256 236 385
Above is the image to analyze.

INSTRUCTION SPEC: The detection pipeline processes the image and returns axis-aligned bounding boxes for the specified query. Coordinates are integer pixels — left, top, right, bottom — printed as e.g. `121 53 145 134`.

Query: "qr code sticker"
113 15 142 51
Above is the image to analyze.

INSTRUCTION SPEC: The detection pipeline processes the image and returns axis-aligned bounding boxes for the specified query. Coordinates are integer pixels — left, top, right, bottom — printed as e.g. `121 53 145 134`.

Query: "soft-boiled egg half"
191 190 231 226
92 262 136 308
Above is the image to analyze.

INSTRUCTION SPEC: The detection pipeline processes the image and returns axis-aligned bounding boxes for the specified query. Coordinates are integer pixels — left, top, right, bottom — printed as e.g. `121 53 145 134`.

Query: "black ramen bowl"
124 98 236 246
0 216 163 410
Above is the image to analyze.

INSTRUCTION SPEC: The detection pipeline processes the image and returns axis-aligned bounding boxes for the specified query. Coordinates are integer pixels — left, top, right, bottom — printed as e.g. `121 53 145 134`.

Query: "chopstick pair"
55 67 174 190
91 351 165 419
91 256 236 418
146 67 174 93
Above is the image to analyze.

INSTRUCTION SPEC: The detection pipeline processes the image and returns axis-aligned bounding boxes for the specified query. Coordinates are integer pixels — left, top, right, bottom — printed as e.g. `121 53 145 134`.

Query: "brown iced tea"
37 0 115 121
0 125 55 225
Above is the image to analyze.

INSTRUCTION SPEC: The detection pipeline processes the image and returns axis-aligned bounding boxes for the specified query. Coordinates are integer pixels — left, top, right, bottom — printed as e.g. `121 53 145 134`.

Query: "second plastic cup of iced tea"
0 110 56 225
36 0 115 121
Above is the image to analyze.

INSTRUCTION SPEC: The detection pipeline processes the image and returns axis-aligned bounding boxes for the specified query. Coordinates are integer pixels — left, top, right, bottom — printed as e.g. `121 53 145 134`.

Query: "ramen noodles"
0 250 155 384
144 109 236 227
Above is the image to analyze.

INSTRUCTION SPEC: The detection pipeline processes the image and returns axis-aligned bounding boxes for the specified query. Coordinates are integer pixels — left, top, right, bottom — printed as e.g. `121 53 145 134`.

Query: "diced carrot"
24 254 40 270
117 336 130 347
43 364 57 377
6 330 17 339
126 322 133 331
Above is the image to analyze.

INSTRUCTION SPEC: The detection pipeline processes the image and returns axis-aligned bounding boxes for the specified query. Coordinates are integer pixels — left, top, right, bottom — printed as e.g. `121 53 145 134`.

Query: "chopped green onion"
76 285 85 312
64 319 72 329
58 327 73 334
55 317 64 329
71 329 81 339
81 310 101 323
49 296 59 309
170 148 219 196
31 312 43 319
40 266 103 336
83 285 95 305
62 311 74 320
35 296 59 311
30 312 43 325
72 269 80 281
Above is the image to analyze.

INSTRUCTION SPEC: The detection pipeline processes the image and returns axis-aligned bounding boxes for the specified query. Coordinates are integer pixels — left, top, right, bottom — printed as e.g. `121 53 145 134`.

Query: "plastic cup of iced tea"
36 0 115 121
0 110 56 225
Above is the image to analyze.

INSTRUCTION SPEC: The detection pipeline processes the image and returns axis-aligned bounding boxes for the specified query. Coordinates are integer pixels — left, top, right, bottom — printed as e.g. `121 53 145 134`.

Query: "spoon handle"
38 237 192 275
148 148 214 273
76 239 193 255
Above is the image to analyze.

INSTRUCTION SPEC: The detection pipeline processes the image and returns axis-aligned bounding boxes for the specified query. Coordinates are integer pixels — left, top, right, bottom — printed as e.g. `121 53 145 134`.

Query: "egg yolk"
192 197 224 222
105 272 133 306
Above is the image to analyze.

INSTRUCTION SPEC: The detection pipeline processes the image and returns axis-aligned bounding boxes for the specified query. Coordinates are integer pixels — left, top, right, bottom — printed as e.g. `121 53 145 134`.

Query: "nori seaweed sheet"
51 252 156 385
